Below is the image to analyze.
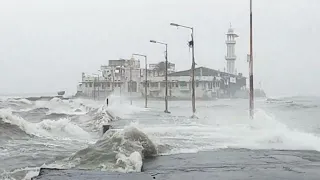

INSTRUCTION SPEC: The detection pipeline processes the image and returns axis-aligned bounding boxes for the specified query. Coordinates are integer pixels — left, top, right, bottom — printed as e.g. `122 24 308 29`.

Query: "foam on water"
0 109 92 141
69 125 157 173
2 97 320 179
239 109 320 151
105 95 147 119
34 98 90 116
7 99 33 105
138 107 320 155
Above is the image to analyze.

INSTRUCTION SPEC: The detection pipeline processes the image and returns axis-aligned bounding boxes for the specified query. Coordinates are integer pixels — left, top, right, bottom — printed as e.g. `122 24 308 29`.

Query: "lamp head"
170 23 179 27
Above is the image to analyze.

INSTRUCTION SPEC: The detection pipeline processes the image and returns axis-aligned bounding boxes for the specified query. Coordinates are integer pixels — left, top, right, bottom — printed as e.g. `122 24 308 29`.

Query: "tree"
155 61 166 72
154 61 173 76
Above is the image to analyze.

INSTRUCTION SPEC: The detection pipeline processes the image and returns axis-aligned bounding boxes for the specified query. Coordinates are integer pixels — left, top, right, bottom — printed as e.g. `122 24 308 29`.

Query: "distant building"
76 58 177 99
76 64 245 100
142 67 246 99
75 25 265 100
77 58 141 99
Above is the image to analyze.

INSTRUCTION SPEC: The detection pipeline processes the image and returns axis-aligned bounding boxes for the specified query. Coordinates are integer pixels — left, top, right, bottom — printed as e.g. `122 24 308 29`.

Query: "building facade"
139 67 246 99
76 58 143 99
75 26 264 100
76 63 246 100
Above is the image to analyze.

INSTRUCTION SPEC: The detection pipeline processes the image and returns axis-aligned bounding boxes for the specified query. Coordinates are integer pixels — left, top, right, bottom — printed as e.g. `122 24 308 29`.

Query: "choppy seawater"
1 95 320 179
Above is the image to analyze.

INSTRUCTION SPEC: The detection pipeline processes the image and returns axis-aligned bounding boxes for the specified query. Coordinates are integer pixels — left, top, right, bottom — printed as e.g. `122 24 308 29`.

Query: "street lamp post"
93 79 95 100
249 0 254 118
150 40 170 114
130 65 132 105
170 23 196 116
92 73 100 100
132 53 148 108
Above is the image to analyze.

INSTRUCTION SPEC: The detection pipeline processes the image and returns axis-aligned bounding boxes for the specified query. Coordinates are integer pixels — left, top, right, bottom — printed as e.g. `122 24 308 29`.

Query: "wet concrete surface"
33 149 320 180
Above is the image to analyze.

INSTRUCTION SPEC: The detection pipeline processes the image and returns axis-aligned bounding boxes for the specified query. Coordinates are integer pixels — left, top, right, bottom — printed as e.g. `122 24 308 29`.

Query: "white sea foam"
105 95 147 119
33 98 93 116
137 107 320 155
0 109 92 141
114 151 143 173
7 98 32 105
2 98 320 179
238 109 320 151
69 125 156 173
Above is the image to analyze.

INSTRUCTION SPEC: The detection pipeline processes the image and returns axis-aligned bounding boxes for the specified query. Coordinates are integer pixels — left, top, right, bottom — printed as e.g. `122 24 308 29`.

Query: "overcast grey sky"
0 0 319 97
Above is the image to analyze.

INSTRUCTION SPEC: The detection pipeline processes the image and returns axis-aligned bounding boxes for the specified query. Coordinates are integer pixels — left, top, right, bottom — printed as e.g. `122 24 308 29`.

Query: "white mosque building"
75 26 252 100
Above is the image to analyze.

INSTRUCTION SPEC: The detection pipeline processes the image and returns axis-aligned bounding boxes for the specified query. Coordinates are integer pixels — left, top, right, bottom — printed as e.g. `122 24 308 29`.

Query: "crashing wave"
69 126 157 172
0 109 92 141
27 107 50 114
43 112 73 120
49 97 63 103
266 97 318 109
285 103 318 109
8 98 33 105
33 98 89 116
0 117 31 140
84 103 120 132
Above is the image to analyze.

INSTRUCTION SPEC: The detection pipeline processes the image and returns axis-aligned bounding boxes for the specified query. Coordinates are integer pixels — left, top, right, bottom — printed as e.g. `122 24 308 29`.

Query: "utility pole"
130 60 133 105
164 44 169 113
249 0 254 118
112 67 115 92
120 67 122 97
93 80 95 100
150 40 170 113
191 28 196 115
132 54 148 108
170 23 196 116
97 75 100 100
145 56 148 108
92 73 100 101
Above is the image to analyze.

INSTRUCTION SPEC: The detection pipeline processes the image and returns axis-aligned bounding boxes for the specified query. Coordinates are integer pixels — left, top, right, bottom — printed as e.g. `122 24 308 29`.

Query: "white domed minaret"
225 24 239 75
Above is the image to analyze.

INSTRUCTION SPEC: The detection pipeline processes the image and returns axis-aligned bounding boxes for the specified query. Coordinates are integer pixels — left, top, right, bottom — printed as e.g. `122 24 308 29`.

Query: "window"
143 81 149 87
179 82 187 87
151 82 158 88
132 82 137 92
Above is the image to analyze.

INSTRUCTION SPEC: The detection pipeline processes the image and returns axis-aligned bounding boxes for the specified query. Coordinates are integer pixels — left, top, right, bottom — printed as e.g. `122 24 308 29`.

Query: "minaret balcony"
225 40 236 44
225 56 237 60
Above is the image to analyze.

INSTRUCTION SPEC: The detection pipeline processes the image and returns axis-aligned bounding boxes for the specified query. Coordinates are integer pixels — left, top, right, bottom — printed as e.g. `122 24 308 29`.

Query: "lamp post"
249 0 254 118
92 73 100 100
132 53 148 108
170 23 196 115
129 62 132 105
150 40 170 113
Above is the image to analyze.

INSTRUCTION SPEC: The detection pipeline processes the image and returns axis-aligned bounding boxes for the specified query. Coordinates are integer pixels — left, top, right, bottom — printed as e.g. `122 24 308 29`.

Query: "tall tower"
225 24 239 75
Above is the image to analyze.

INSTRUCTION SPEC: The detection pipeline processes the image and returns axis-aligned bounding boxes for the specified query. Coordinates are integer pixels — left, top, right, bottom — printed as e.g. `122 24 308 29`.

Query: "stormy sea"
1 95 320 180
